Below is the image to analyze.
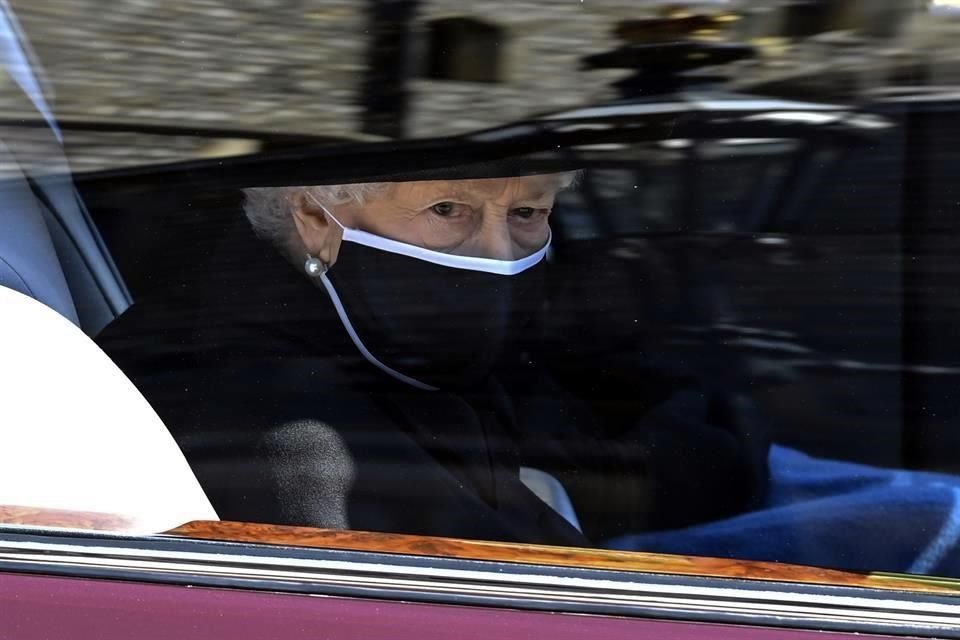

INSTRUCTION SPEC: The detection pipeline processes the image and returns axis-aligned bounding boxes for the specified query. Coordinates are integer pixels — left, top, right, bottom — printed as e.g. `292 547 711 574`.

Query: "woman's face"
331 175 561 261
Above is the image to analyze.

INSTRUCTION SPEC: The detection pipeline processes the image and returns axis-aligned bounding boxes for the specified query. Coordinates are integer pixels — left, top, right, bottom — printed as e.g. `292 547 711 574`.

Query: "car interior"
6 0 960 583
0 31 216 526
9 4 960 638
0 65 587 526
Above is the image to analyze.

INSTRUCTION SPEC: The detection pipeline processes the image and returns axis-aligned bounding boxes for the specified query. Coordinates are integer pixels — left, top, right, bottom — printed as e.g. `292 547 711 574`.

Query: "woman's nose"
473 218 516 261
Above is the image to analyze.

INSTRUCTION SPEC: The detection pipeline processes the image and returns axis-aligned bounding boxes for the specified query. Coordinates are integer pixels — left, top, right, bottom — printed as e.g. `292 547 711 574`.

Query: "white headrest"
0 285 217 533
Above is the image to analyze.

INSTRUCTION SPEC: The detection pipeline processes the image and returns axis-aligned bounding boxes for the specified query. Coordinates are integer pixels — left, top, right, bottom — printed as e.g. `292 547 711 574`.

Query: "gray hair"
242 183 390 250
242 171 581 253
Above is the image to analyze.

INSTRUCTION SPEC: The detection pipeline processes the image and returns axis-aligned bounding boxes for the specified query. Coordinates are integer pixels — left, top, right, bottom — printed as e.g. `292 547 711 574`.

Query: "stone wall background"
9 0 368 134
6 1 661 141
406 0 642 137
4 0 740 171
4 0 960 172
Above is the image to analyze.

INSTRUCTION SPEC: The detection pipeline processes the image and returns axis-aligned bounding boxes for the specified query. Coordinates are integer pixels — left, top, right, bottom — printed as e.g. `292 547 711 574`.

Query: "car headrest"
0 285 217 533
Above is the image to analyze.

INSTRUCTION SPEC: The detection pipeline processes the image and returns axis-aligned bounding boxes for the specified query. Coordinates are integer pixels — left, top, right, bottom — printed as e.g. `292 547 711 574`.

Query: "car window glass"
6 0 960 587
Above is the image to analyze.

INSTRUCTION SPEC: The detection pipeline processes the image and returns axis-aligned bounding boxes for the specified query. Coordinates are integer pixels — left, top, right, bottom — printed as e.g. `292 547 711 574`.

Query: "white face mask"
309 204 551 391
325 206 551 275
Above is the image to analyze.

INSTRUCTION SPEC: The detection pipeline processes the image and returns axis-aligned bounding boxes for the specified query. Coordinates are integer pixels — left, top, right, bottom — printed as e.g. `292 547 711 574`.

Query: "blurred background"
2 0 959 168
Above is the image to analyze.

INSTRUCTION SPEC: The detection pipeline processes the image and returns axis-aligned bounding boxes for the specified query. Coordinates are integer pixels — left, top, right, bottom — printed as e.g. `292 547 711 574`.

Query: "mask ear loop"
303 190 348 231
299 190 439 391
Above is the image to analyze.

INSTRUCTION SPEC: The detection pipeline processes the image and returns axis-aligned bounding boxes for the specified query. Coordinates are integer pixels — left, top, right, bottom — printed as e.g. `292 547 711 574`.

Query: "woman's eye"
512 207 547 220
430 202 457 217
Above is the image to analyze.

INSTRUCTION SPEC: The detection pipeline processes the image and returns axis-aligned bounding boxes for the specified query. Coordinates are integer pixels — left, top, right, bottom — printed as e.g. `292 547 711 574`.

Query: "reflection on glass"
4 0 960 582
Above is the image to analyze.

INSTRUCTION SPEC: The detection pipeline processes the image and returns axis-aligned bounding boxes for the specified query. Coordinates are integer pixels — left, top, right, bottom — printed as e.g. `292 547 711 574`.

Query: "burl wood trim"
167 520 960 595
0 505 136 532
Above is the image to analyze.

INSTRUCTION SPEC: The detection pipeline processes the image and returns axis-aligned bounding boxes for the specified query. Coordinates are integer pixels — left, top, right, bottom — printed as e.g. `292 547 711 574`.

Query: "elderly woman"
96 172 768 545
246 173 570 391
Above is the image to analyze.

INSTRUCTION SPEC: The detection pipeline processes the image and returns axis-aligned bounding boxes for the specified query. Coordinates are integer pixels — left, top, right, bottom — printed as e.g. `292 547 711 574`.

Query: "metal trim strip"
1 532 959 637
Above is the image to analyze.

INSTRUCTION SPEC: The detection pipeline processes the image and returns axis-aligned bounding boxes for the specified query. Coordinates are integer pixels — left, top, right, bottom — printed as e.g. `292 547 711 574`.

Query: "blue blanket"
606 445 960 576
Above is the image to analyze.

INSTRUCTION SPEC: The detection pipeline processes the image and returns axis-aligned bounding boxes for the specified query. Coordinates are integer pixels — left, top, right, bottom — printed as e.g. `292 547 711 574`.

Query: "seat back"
0 127 132 334
1 2 130 334
31 162 133 334
0 139 79 324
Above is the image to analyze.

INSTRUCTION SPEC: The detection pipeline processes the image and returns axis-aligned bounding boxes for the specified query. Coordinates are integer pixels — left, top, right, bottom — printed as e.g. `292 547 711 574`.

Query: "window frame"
2 511 960 637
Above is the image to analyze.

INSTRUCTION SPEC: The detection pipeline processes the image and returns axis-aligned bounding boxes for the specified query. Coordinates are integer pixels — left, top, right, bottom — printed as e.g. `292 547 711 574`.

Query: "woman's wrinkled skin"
290 175 566 268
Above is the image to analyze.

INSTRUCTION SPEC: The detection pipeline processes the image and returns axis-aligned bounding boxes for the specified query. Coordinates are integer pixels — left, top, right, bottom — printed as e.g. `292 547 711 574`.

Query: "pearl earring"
304 255 327 278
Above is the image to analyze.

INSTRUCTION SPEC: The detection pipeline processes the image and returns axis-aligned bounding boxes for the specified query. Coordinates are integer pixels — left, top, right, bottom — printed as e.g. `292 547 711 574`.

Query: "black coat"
96 224 769 546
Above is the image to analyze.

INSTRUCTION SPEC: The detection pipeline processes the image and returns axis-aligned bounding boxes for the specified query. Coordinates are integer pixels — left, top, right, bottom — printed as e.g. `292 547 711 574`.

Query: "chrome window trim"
2 530 960 636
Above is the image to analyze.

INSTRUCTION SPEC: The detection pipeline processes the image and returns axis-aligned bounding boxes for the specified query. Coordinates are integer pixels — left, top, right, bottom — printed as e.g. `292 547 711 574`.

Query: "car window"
6 1 960 628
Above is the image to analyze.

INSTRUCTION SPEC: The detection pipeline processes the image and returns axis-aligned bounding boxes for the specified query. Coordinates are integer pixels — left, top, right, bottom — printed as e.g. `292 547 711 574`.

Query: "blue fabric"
0 140 79 325
606 445 960 576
